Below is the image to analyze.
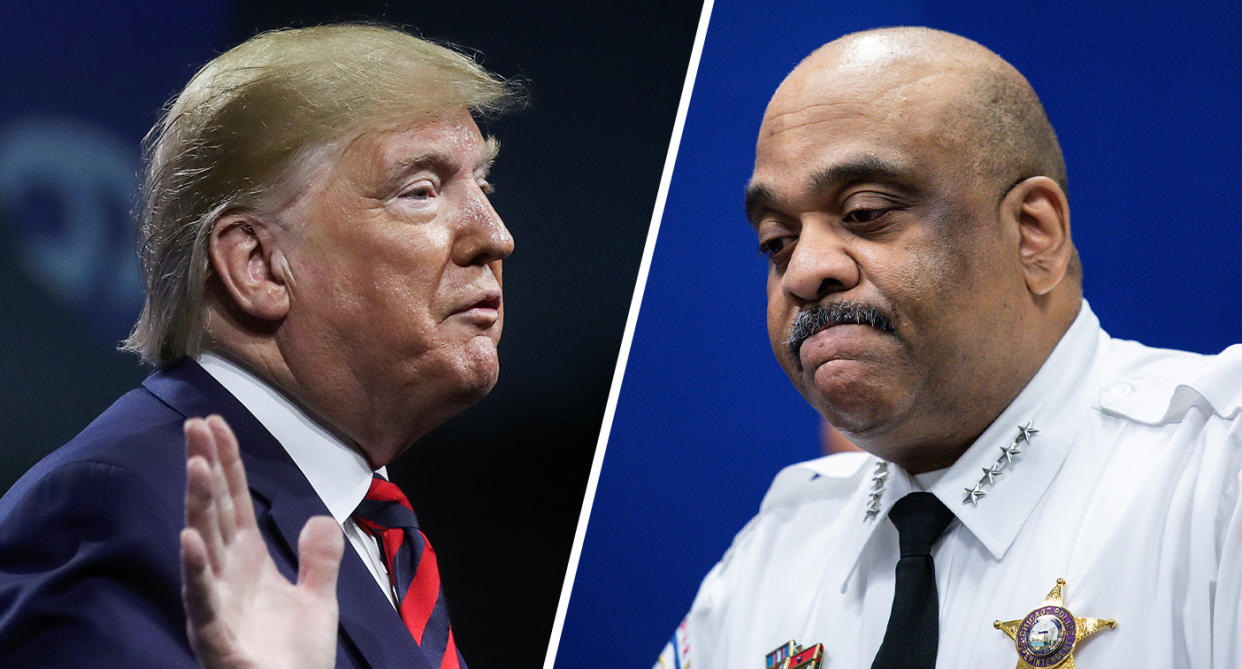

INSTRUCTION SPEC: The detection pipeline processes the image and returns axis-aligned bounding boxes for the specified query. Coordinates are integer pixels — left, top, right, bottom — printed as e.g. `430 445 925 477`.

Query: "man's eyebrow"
743 183 777 229
744 156 911 227
808 156 907 194
477 136 500 177
389 136 502 181
394 150 451 174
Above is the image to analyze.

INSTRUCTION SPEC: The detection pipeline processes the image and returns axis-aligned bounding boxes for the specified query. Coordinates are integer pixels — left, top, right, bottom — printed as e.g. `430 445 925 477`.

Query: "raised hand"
180 415 344 669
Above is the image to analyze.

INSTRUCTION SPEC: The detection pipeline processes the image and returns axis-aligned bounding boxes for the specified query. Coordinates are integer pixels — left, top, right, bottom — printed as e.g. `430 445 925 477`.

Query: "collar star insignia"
963 485 987 505
994 578 1116 668
1000 442 1023 464
961 422 1037 508
863 461 889 521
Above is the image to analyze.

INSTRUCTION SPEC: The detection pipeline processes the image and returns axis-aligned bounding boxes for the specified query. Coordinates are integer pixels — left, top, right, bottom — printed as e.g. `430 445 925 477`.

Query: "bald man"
656 28 1241 669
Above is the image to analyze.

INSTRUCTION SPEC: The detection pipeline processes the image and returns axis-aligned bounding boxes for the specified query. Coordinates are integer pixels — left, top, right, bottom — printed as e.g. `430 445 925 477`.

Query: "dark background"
556 0 1242 666
0 1 703 666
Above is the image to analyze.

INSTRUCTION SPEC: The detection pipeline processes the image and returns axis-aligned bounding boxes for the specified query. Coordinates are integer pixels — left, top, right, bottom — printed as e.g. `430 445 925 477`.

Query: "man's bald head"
785 28 1065 191
765 26 1075 279
804 28 1068 186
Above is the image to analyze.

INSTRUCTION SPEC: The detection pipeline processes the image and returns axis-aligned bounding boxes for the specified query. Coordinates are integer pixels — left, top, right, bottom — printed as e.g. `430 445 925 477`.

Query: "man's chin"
806 357 875 394
801 364 898 435
447 339 501 400
462 365 500 400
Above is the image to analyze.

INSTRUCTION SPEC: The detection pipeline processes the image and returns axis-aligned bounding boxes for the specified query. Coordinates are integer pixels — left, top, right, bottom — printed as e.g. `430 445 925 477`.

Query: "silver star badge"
960 423 1038 508
963 486 987 505
1000 443 1022 464
863 461 889 521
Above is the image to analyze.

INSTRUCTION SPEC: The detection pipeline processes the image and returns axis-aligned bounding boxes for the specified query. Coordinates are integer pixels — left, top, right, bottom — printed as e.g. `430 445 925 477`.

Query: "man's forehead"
761 27 1001 129
764 59 964 127
754 58 973 185
284 112 498 201
350 112 498 168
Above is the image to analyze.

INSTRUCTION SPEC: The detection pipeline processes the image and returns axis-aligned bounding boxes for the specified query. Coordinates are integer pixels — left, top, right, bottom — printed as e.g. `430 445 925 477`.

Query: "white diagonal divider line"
541 1 719 666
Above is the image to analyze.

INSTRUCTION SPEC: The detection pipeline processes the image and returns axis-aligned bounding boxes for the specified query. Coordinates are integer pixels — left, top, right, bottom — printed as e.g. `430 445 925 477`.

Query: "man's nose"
454 187 514 266
778 222 859 304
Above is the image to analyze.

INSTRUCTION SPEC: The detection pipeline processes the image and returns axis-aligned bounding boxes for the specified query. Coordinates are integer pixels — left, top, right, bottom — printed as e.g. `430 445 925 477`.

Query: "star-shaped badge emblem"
1016 422 1039 444
1000 443 1023 464
994 578 1115 668
962 486 987 505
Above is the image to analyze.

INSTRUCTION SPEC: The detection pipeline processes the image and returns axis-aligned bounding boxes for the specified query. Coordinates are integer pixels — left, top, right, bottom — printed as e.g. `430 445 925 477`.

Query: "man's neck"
866 298 1084 474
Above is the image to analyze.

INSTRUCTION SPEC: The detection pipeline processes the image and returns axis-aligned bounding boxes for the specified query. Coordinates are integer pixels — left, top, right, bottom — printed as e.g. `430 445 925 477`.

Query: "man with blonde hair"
0 24 519 668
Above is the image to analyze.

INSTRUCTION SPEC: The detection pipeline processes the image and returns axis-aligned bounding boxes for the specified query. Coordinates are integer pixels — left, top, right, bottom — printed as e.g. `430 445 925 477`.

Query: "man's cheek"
767 322 798 376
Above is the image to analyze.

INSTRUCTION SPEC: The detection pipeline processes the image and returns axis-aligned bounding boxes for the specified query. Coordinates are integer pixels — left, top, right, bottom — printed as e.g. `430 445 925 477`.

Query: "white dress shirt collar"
929 301 1100 560
802 301 1102 590
195 351 382 524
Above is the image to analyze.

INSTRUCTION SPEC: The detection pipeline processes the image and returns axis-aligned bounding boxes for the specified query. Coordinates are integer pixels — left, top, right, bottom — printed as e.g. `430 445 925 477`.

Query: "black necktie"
870 492 955 669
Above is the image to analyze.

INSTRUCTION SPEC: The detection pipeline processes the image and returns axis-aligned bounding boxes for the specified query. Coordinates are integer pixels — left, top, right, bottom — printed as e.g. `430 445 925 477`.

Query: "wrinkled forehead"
349 108 492 163
763 50 968 133
754 51 972 175
274 108 494 212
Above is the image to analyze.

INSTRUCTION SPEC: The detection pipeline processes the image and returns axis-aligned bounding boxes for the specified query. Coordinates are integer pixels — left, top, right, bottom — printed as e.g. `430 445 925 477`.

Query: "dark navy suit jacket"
0 359 432 668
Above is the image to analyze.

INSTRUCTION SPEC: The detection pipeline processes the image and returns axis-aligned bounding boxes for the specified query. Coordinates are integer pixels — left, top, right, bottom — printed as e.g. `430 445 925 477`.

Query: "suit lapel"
264 493 429 669
143 359 431 669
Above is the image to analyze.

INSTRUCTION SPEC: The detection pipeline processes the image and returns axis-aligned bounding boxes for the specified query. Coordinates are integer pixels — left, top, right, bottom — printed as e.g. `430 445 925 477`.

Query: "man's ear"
1002 176 1072 296
209 212 291 321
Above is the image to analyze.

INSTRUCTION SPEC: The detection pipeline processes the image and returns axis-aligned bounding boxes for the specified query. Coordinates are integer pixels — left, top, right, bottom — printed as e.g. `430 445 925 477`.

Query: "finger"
185 454 226 573
201 417 238 543
184 417 214 462
207 415 257 531
180 528 229 668
180 527 218 627
185 418 221 553
297 516 345 600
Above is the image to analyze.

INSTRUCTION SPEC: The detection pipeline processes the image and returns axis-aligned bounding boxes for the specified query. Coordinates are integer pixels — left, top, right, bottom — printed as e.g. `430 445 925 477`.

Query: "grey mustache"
786 300 896 365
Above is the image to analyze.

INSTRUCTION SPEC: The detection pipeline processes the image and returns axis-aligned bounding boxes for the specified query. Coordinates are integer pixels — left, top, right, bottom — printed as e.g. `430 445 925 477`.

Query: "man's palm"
180 416 343 669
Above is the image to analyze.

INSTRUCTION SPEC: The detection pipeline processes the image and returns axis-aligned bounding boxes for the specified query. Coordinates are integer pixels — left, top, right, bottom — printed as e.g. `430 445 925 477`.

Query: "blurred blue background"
555 0 1242 665
0 2 702 667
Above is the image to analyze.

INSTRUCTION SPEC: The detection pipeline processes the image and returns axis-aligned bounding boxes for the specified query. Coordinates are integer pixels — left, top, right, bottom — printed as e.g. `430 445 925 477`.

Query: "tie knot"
354 475 419 533
888 492 954 557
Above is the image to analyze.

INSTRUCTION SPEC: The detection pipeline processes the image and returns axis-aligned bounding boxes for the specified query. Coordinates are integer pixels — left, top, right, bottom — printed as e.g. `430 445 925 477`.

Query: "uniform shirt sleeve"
660 455 868 669
1212 407 1242 667
1099 342 1242 668
654 617 692 669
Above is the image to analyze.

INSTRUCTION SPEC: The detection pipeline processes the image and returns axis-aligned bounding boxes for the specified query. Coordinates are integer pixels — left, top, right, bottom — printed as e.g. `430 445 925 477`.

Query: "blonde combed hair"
122 23 521 365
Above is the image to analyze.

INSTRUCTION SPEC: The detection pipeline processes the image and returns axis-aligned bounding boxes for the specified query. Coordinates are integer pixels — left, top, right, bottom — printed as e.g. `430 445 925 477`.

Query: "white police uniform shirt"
657 302 1242 669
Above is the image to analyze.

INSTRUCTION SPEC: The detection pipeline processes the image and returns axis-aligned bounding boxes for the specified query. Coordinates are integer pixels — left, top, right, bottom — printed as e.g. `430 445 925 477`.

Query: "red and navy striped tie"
353 475 464 669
